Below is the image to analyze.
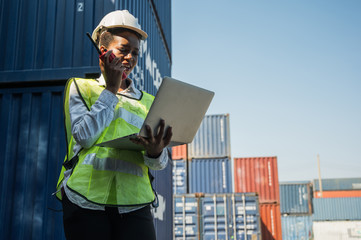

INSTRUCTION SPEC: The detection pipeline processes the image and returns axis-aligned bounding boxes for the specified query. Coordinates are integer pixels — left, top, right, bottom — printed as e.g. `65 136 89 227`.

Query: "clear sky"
171 0 361 181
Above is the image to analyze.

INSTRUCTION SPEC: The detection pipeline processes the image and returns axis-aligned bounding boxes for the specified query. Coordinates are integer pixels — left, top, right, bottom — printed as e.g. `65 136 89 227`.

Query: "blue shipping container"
188 114 231 159
150 160 173 240
173 193 261 240
189 158 233 194
0 0 171 96
202 194 261 240
313 178 361 191
280 182 312 214
281 215 313 240
0 85 67 240
173 159 188 194
173 194 201 240
313 197 361 221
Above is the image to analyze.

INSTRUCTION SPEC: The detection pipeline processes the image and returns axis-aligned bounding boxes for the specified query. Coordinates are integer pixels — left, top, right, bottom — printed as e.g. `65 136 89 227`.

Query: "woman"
56 10 172 240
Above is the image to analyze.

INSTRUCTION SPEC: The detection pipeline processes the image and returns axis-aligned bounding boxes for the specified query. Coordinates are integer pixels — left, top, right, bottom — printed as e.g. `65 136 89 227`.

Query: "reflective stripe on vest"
113 107 144 129
56 78 155 206
82 153 143 177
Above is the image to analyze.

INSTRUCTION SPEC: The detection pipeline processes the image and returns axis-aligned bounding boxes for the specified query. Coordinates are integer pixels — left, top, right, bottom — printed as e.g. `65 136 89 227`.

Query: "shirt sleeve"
144 148 169 170
69 82 119 148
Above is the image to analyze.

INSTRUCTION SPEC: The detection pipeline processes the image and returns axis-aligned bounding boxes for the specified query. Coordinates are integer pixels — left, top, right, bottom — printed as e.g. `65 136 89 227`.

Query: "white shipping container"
313 221 361 240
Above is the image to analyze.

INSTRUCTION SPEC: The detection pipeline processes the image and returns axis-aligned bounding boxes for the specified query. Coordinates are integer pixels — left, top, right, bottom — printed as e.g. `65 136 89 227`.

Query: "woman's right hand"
102 50 126 94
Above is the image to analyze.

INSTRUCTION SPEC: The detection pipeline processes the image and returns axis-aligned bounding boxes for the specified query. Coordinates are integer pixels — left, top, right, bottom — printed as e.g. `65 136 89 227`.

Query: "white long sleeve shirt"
62 75 168 213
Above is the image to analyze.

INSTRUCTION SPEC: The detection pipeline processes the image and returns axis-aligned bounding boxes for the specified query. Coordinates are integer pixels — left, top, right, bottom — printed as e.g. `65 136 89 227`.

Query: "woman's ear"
100 46 107 54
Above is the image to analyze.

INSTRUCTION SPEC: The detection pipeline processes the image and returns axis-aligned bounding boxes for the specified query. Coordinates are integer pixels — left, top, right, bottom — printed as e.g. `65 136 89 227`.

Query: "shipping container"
0 0 172 96
313 178 361 191
281 215 313 240
313 221 361 240
314 190 361 198
173 194 202 240
189 158 233 194
312 197 361 221
173 159 188 194
188 114 231 159
0 85 67 240
279 182 312 214
150 0 172 54
0 0 173 239
259 203 283 240
172 144 188 160
173 193 261 240
202 193 261 240
150 161 174 240
234 157 280 204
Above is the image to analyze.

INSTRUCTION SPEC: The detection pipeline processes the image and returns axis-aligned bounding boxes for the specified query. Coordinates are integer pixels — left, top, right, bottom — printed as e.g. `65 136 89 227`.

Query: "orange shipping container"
234 157 280 203
314 190 361 198
260 203 283 240
171 144 187 160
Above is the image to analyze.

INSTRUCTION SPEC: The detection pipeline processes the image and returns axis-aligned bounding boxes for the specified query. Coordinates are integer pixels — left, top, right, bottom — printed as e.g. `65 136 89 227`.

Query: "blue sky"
171 0 361 181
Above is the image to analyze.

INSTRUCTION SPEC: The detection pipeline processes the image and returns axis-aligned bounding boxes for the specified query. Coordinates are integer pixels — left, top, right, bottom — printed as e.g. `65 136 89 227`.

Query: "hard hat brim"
92 25 148 43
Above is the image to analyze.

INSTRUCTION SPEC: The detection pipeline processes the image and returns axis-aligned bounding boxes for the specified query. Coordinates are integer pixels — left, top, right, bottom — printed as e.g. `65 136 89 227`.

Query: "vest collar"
97 74 142 100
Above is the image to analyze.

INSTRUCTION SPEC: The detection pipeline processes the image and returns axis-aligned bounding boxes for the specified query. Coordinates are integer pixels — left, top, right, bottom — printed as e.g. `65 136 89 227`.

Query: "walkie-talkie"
86 32 127 80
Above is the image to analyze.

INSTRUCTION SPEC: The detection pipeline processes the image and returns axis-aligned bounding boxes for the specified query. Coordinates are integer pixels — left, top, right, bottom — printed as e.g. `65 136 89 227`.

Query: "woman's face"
101 31 140 77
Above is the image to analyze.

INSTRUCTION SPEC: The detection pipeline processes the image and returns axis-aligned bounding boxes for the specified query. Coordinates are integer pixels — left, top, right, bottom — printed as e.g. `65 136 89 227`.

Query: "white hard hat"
92 10 148 43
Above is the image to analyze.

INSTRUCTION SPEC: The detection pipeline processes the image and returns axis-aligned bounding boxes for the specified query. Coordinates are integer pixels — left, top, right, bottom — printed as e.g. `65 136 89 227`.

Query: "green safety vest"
56 78 156 206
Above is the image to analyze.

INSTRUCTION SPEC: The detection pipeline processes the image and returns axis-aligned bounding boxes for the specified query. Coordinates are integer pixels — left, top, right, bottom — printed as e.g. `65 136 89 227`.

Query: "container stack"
172 145 188 195
234 157 283 240
312 178 361 239
313 177 361 198
173 114 263 239
188 114 233 194
279 182 313 240
173 193 262 240
172 114 233 195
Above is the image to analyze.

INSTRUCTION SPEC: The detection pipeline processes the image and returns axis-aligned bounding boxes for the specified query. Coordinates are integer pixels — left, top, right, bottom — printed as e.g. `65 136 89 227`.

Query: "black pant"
62 194 156 240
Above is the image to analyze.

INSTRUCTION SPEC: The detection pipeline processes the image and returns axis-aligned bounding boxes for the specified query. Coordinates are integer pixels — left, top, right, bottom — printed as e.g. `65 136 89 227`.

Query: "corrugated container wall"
279 182 312 214
0 86 66 240
173 193 262 240
202 193 261 240
313 178 361 191
312 197 361 221
234 157 280 203
188 114 231 159
0 0 172 96
150 162 173 240
189 158 233 194
0 0 172 239
173 194 202 240
150 0 172 55
313 190 361 198
281 215 313 240
259 203 283 240
172 144 188 160
173 159 188 195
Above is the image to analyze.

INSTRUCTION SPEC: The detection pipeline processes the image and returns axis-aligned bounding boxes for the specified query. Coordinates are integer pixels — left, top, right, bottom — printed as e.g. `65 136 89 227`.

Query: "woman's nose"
124 53 133 60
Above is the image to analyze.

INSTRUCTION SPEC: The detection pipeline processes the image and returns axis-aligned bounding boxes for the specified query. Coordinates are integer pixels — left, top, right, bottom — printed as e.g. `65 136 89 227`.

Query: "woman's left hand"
131 119 173 158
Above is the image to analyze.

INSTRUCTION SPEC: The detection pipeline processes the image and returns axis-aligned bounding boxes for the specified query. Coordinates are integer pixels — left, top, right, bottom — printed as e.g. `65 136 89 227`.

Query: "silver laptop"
96 76 215 151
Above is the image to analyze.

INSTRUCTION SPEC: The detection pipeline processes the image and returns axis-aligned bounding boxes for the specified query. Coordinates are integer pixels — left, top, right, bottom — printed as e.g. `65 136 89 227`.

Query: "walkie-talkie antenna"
86 32 102 55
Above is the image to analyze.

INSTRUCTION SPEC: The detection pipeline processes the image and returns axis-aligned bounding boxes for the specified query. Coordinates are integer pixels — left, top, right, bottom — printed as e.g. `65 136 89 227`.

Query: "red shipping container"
234 157 280 203
314 190 361 198
171 144 187 160
260 203 283 240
